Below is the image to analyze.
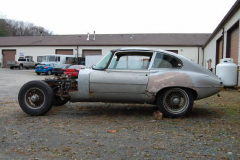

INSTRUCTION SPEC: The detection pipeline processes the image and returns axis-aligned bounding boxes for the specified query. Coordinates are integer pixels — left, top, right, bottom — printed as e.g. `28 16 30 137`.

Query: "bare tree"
0 16 53 37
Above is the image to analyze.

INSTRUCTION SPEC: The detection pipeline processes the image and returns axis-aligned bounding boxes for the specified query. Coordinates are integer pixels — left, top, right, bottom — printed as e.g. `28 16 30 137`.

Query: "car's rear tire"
19 65 23 70
55 74 58 76
36 73 40 75
18 80 54 116
10 66 13 69
47 70 52 75
157 88 193 118
53 96 69 106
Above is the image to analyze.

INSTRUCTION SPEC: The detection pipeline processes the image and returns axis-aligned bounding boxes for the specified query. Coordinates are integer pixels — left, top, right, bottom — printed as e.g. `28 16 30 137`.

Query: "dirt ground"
0 69 239 160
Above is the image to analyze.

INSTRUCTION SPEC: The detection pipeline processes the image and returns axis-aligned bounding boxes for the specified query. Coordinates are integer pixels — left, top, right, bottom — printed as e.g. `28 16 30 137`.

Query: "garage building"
0 33 210 68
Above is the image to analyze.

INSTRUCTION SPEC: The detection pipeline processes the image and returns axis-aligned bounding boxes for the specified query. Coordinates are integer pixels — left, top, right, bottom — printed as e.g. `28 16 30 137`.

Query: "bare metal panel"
90 69 149 94
90 83 147 93
90 69 149 84
77 69 91 98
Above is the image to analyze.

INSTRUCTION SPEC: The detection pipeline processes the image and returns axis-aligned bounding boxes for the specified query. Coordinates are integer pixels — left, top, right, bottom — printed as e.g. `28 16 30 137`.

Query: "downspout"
221 27 224 59
76 46 79 65
202 47 204 67
197 47 199 64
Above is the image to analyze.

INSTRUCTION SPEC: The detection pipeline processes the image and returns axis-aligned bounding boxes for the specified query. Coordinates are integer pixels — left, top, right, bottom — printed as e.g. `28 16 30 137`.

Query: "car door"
89 52 153 103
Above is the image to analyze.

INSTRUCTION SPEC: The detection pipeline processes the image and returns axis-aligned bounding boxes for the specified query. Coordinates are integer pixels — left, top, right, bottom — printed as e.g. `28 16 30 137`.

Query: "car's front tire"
18 80 54 116
157 88 193 118
36 73 40 75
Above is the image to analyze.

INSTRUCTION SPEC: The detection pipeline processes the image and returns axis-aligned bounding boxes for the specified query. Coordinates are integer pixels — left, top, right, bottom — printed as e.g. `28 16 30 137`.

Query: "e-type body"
18 48 222 117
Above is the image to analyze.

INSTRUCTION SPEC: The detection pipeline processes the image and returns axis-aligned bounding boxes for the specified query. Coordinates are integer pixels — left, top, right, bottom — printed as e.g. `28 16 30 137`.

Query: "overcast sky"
0 0 237 35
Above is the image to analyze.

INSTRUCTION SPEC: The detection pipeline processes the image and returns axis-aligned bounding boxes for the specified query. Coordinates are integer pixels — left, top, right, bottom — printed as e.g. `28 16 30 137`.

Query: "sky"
0 0 237 35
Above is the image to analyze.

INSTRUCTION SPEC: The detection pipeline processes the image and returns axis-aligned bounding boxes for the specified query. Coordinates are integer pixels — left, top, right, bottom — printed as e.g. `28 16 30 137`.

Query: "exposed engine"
44 76 78 99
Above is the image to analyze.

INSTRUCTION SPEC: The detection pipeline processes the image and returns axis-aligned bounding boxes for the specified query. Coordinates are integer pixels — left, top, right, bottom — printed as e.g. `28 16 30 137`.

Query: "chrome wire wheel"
163 88 189 114
24 88 45 109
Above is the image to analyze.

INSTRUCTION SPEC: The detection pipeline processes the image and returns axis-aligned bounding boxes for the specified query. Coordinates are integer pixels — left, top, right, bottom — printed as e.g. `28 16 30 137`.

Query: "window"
93 51 113 70
18 59 26 61
109 52 152 70
37 56 44 62
152 52 182 68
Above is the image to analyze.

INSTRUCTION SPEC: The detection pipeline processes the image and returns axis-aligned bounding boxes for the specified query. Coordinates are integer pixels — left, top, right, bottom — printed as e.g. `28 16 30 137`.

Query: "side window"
109 53 151 70
152 52 182 68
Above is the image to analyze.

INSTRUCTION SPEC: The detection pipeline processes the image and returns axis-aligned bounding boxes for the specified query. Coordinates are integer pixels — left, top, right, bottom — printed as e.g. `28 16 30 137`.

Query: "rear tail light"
44 66 48 69
15 61 17 64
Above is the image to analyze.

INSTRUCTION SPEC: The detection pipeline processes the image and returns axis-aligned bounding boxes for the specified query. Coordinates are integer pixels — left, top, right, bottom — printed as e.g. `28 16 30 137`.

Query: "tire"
157 88 193 118
55 74 58 76
10 66 14 69
18 80 54 116
47 70 52 75
19 65 23 70
26 67 29 69
36 73 40 75
53 96 69 106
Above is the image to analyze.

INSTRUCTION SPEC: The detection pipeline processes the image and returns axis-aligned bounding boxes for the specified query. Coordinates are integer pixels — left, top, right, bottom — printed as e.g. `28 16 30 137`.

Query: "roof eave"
203 0 240 48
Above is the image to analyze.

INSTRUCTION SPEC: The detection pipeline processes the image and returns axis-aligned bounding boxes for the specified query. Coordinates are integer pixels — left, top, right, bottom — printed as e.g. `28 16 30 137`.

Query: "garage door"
227 22 239 65
216 37 223 65
82 50 102 58
56 49 73 55
2 50 16 68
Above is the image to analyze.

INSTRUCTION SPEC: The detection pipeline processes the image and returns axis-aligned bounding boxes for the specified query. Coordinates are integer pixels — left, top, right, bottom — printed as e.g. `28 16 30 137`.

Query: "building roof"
203 0 240 47
0 33 210 47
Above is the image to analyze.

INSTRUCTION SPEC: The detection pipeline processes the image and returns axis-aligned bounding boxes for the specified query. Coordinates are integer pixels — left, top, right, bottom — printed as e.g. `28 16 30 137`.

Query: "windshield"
93 51 113 70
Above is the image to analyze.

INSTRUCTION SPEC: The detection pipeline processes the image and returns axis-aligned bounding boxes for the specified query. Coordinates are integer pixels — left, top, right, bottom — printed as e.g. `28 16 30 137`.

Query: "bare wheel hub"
172 97 180 105
30 94 39 102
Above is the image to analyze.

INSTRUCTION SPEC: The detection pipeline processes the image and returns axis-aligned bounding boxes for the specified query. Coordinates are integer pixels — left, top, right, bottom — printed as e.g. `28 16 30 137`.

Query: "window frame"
108 51 154 70
150 52 183 69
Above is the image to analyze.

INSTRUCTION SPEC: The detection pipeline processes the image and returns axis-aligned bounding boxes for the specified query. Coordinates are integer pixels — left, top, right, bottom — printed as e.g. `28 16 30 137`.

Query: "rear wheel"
18 80 54 116
55 74 58 76
36 73 40 75
10 66 14 69
157 88 193 118
19 65 23 70
47 70 52 75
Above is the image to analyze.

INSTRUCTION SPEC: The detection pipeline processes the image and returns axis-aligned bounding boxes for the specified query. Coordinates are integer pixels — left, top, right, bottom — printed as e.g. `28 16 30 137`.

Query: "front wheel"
18 80 54 116
19 65 23 70
157 88 193 118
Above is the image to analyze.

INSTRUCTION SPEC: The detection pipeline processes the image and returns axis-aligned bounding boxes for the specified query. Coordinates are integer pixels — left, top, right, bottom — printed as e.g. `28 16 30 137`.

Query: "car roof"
117 47 187 60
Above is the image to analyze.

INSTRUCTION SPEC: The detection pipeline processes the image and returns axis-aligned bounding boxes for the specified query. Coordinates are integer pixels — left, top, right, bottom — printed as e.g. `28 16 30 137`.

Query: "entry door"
90 69 149 94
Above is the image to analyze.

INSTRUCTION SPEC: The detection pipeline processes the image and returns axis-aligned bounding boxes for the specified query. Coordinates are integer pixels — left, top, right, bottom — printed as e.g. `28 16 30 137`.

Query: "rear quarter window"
152 52 182 68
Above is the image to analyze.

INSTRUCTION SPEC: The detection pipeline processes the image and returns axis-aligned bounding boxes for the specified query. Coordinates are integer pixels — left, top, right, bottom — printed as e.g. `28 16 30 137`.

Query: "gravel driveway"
0 68 239 160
